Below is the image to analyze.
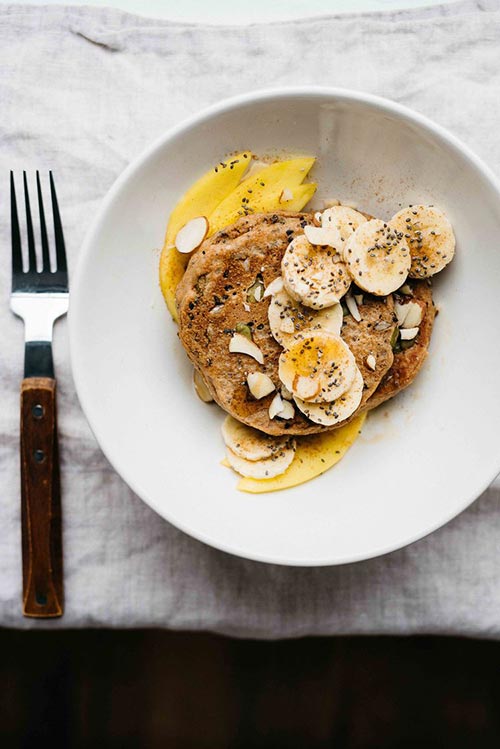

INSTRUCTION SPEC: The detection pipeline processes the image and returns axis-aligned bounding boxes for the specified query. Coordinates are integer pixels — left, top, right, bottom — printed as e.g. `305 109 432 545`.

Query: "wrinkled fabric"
1 1 500 636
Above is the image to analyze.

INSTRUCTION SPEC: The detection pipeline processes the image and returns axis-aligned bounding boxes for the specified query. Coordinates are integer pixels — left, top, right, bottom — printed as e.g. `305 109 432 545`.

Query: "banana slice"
294 368 364 426
390 205 455 278
320 205 367 243
278 332 357 403
225 443 296 479
282 235 351 310
343 219 411 295
268 289 343 348
221 416 290 462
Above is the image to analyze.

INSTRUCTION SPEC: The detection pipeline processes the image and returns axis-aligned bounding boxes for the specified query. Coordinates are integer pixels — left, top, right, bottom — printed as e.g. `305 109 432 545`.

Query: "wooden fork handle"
20 377 63 618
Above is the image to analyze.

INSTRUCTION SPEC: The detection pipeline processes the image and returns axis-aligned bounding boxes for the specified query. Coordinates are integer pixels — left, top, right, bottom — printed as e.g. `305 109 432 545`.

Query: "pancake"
364 281 435 411
341 294 396 409
176 212 395 436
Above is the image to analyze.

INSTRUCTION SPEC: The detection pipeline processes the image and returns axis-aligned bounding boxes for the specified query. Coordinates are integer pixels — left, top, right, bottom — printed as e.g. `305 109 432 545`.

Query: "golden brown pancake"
176 213 396 435
364 281 435 411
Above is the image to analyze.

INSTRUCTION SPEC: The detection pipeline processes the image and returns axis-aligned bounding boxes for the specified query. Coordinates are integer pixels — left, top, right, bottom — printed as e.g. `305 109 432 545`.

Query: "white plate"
70 88 500 566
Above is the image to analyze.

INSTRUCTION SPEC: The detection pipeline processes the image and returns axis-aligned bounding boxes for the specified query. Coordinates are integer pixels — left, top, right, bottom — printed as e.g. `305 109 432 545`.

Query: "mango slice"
159 247 187 323
234 413 366 493
165 152 252 248
209 157 316 235
160 152 252 321
160 155 317 322
279 182 317 212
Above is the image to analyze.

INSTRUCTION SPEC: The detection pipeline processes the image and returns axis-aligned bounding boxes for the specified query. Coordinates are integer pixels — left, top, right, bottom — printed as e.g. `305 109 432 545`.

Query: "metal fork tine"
36 171 51 273
23 171 37 273
49 172 67 273
10 172 23 279
11 174 68 620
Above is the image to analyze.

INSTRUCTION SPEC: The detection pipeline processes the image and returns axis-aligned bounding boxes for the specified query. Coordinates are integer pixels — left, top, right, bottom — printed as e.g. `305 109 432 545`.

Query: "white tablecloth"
1 1 500 636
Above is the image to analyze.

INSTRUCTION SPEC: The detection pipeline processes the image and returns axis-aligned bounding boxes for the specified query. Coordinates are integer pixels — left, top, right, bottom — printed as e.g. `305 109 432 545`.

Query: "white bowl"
70 87 500 566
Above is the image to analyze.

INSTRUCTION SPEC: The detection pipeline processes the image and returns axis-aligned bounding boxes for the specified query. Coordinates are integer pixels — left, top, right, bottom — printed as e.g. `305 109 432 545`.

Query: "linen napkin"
1 0 500 636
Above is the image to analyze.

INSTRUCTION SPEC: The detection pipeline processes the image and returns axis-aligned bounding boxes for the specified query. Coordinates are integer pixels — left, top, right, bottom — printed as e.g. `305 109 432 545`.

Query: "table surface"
3 0 456 23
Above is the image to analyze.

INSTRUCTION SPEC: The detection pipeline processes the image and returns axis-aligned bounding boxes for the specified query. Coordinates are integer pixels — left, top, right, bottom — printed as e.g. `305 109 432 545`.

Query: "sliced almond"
279 400 295 419
354 294 364 306
175 216 208 254
254 285 263 302
400 284 413 295
279 188 294 203
400 326 419 340
394 301 409 326
269 392 284 419
281 385 293 400
303 224 341 248
247 277 265 303
366 354 376 371
247 372 275 399
243 159 269 180
193 369 213 402
263 277 284 298
345 293 361 322
401 301 423 328
394 300 423 328
229 333 264 363
293 375 320 401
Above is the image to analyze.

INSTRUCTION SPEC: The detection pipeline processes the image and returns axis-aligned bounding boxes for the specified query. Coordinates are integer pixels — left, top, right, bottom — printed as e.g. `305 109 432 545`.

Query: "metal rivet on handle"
32 404 44 419
34 449 45 463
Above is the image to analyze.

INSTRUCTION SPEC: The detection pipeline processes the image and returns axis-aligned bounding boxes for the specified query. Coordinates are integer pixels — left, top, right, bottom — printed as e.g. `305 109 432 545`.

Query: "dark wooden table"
2 630 500 747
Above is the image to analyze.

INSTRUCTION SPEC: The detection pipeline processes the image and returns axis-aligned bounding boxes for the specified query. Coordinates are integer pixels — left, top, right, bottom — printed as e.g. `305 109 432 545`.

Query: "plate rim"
69 85 500 566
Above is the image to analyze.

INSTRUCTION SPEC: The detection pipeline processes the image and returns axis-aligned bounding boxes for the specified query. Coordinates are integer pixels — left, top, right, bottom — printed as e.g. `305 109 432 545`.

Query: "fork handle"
20 377 63 618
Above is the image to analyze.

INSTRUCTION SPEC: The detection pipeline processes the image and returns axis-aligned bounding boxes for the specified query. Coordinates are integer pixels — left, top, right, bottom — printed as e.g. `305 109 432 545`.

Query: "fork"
10 172 68 618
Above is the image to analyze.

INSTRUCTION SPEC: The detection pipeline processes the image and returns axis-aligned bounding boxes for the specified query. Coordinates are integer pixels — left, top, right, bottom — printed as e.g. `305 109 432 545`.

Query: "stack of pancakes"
176 213 435 436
